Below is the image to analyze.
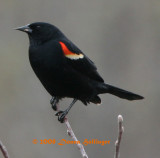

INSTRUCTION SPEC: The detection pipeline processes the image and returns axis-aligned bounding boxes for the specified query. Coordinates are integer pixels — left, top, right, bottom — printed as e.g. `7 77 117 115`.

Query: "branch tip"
114 115 124 158
118 115 123 123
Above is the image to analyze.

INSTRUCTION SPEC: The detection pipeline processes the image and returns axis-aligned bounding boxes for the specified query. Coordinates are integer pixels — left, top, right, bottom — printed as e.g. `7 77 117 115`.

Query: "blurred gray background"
0 0 159 157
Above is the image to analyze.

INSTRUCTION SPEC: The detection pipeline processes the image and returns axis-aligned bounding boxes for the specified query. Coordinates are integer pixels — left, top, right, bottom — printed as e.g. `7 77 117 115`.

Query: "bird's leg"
55 99 77 123
50 97 59 111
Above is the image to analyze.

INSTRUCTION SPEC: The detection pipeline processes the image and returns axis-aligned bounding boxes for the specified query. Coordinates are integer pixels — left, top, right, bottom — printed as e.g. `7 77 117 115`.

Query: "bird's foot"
50 97 58 111
55 111 68 123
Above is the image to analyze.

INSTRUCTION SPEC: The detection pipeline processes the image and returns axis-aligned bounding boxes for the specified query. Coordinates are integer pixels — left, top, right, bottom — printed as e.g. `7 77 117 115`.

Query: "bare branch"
52 98 88 158
114 115 124 158
64 118 88 158
0 140 10 158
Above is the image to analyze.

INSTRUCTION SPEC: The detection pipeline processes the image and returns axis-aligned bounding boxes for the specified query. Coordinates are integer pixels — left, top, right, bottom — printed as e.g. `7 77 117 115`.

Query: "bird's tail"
98 83 144 100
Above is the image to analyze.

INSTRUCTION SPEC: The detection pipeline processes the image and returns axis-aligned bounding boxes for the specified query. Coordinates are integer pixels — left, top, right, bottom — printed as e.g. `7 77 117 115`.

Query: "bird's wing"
59 40 104 82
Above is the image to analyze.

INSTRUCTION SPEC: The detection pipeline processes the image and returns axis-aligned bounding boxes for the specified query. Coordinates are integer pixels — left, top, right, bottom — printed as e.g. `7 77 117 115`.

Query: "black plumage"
15 22 144 123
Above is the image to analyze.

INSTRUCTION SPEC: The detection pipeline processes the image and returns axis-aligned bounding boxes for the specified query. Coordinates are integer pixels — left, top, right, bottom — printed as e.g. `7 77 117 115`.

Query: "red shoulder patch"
59 41 84 60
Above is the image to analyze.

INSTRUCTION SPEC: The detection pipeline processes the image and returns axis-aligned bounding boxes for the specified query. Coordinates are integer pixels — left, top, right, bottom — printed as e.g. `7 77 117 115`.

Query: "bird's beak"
14 24 32 33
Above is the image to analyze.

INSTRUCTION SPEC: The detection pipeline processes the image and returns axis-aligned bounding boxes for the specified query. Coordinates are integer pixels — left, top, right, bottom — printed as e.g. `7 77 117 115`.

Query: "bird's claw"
50 97 54 105
50 97 58 111
55 111 67 123
55 111 63 116
52 104 57 111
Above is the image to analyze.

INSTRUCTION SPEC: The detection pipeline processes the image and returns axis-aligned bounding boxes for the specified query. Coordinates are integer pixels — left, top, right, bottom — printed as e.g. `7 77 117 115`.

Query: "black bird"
15 22 144 123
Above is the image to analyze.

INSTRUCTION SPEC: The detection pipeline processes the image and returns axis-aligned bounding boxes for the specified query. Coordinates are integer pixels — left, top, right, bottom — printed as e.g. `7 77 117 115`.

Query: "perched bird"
15 22 144 123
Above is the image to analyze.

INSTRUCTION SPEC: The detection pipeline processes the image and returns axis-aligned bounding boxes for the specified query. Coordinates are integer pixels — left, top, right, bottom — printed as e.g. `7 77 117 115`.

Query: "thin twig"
64 118 88 158
114 115 124 158
52 98 88 158
0 140 10 158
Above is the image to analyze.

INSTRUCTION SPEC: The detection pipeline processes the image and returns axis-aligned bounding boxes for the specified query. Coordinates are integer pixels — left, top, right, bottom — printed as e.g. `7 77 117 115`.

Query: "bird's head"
15 22 62 45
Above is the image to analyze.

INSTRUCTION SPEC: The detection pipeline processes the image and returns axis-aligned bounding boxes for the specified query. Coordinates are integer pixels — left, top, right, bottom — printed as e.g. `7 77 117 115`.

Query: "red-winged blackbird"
15 22 144 123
